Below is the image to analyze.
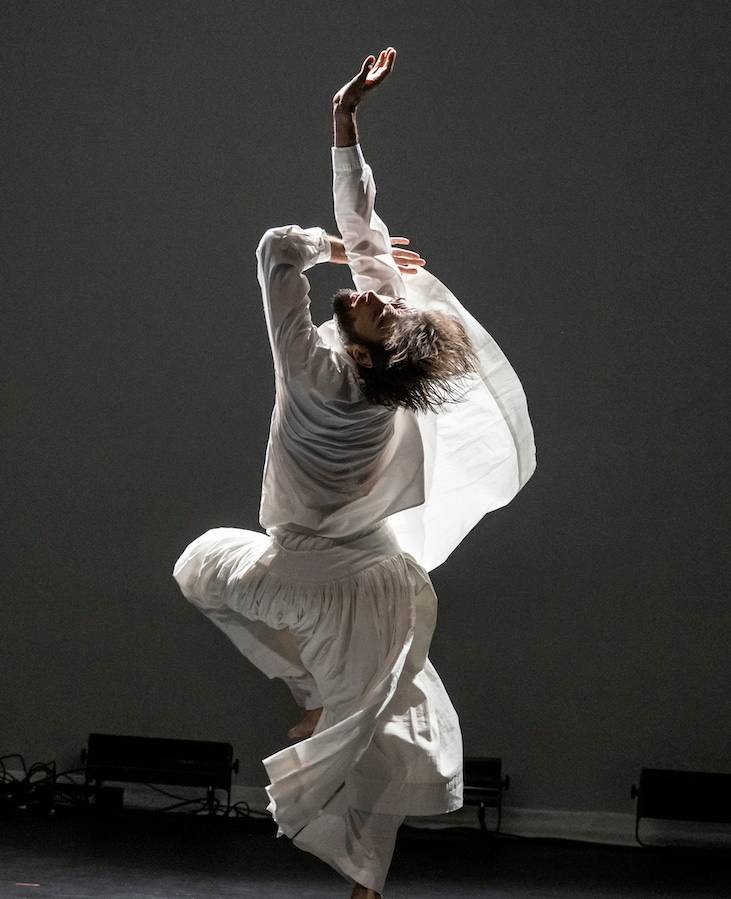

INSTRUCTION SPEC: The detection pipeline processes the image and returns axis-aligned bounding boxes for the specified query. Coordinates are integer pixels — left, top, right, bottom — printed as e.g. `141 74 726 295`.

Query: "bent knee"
172 531 232 608
172 527 267 609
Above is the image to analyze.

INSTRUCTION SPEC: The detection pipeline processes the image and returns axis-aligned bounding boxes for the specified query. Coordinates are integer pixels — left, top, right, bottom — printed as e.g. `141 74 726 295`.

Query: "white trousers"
199 601 324 709
192 600 403 893
292 785 403 893
173 523 462 893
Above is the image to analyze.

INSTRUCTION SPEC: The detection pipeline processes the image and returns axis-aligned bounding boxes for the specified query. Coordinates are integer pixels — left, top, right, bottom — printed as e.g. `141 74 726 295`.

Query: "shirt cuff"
331 143 366 173
302 226 331 270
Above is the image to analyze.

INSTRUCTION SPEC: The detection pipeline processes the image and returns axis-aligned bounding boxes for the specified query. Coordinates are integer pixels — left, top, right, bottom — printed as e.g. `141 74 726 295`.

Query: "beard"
331 288 358 342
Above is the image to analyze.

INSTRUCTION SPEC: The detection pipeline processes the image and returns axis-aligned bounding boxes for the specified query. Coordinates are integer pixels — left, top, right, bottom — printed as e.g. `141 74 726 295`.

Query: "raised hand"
332 47 397 112
390 236 426 275
327 233 426 275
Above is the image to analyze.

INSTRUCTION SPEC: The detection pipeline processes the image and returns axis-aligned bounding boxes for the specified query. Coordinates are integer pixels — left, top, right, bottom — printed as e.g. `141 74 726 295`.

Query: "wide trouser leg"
272 562 424 893
279 671 323 710
200 605 323 710
173 527 322 709
292 784 404 894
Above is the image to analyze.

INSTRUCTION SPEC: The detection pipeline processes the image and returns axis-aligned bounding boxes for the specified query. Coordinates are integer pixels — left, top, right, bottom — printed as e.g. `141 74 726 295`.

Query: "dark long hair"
332 289 480 413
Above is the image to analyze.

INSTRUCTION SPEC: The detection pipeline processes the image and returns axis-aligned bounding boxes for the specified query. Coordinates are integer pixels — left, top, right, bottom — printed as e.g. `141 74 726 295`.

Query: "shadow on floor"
1 808 729 898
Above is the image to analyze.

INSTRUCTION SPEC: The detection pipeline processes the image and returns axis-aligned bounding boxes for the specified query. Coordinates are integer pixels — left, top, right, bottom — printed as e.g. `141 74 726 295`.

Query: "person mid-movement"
173 47 536 898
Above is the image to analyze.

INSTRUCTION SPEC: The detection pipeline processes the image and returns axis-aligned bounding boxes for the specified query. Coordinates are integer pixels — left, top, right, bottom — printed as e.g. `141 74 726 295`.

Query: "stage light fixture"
631 767 731 846
81 733 239 814
462 756 509 833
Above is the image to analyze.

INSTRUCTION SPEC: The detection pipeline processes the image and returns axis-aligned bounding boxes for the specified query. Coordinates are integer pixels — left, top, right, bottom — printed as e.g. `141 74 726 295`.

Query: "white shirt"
254 143 536 571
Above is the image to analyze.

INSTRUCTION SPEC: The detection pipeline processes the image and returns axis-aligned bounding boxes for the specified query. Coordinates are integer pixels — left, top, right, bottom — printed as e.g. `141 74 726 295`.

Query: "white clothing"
292 788 403 894
255 142 536 572
172 141 536 890
256 224 425 540
172 521 460 893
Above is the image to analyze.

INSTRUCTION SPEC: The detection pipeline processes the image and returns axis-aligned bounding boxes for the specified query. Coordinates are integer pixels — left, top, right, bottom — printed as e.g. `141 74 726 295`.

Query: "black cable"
140 782 203 802
26 761 56 783
1 752 274 822
228 800 270 818
54 767 85 780
56 772 84 785
0 754 27 775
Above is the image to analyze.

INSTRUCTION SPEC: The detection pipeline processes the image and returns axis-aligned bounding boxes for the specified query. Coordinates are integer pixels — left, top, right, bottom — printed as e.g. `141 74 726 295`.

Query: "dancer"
173 47 536 898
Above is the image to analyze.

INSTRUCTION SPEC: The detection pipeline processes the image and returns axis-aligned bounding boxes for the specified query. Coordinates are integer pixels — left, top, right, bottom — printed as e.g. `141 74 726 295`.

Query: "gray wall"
3 0 728 814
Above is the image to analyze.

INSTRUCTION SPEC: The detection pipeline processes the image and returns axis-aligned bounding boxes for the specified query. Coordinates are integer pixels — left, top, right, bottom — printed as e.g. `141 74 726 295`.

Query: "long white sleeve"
255 224 331 375
331 144 406 300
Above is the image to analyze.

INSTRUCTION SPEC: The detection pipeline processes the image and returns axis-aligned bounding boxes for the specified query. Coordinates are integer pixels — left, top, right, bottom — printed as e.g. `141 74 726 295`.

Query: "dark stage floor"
1 810 728 898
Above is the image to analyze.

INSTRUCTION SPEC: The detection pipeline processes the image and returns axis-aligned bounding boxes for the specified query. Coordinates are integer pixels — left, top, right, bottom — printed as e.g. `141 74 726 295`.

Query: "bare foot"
287 706 323 741
350 884 381 899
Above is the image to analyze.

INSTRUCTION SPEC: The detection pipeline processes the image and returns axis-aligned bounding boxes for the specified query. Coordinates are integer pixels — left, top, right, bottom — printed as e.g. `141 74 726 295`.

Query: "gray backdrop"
3 0 729 814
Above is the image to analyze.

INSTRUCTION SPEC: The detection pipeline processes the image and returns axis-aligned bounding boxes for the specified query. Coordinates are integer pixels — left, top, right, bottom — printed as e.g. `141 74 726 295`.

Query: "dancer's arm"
255 224 331 374
331 113 406 300
331 48 410 300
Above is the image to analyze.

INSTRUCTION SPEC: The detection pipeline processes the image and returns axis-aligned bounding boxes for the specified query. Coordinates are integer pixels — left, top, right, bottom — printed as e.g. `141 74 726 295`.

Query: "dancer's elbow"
256 227 281 257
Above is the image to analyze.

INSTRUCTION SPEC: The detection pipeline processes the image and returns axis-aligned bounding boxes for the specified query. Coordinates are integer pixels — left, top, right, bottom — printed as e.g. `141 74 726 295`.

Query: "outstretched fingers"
364 46 397 88
390 235 426 273
392 249 426 274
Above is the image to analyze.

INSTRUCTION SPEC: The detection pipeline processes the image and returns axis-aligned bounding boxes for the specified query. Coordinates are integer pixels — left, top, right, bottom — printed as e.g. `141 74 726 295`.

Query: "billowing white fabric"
291 787 404 894
329 142 537 571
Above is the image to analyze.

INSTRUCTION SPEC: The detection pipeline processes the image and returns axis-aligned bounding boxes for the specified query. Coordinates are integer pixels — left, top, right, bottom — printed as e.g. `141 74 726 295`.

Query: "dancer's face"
332 289 411 348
